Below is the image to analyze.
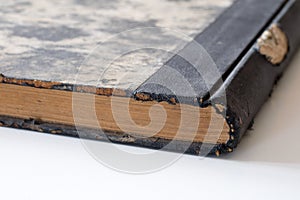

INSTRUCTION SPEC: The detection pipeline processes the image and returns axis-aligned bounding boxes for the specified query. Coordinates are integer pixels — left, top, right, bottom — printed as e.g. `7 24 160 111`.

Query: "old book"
0 0 299 156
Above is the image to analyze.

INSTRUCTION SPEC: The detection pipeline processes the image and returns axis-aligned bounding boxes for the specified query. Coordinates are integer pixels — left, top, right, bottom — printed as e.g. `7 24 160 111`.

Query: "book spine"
214 0 300 154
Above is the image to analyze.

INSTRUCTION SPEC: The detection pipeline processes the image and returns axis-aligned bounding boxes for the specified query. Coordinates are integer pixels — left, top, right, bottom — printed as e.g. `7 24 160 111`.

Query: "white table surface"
1 50 300 200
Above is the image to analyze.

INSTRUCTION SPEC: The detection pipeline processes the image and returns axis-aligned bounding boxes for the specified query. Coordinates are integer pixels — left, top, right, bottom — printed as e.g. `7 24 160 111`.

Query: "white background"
1 50 300 200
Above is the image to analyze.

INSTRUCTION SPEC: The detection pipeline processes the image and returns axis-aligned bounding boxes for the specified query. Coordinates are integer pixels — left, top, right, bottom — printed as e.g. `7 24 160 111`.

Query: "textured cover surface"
0 0 233 90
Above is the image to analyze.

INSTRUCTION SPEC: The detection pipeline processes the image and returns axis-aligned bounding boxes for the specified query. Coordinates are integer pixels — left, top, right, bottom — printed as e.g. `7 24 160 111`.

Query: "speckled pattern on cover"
0 0 234 90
